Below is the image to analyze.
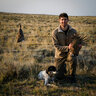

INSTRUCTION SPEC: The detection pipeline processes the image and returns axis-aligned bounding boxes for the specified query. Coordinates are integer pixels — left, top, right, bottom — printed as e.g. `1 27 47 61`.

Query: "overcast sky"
0 0 96 16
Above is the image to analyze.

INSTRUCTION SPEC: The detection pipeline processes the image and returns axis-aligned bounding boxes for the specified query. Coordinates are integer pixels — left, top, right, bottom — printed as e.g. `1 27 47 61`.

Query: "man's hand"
68 43 73 49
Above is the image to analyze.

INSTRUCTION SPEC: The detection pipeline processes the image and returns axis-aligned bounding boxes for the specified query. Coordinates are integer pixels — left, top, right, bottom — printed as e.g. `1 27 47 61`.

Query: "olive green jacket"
52 25 77 58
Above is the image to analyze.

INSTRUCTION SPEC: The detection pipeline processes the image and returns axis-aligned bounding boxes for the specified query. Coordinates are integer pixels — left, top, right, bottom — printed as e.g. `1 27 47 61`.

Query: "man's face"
59 17 68 27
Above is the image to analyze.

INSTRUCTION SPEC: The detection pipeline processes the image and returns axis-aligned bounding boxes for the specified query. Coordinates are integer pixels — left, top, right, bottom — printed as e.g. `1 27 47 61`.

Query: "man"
52 13 81 82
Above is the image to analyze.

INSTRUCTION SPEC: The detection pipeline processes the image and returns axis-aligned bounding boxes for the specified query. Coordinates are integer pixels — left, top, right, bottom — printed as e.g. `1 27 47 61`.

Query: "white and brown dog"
38 66 57 85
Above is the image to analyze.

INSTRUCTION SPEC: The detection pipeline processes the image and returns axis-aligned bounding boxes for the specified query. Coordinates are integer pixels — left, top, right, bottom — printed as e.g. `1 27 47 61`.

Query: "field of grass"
0 12 96 96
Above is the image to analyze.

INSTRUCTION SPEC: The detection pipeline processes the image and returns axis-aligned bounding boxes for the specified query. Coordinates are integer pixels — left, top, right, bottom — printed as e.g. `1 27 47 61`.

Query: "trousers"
55 56 77 79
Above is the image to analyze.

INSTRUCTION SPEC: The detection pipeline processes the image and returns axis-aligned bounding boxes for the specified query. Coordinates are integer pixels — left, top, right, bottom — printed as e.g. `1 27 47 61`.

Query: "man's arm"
52 31 69 52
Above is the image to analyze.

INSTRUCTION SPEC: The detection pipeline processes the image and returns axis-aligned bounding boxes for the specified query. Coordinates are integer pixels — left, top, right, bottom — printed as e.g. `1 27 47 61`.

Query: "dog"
38 66 57 85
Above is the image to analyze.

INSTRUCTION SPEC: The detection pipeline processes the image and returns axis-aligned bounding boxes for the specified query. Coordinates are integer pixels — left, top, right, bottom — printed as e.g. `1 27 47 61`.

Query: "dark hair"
46 66 56 74
59 13 69 19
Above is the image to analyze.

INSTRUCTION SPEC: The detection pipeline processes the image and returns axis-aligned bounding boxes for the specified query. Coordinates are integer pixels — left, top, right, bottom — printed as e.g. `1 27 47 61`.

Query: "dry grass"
0 12 96 96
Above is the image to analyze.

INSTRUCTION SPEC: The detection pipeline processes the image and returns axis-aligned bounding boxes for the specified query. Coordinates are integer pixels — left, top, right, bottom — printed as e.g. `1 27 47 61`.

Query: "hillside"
0 12 96 96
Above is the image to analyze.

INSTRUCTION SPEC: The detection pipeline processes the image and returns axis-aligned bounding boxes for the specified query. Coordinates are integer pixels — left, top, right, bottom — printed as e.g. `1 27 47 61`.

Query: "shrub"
17 65 31 80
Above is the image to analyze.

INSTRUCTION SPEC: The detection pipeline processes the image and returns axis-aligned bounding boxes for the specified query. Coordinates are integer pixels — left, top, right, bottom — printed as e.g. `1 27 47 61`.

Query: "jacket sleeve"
52 31 69 52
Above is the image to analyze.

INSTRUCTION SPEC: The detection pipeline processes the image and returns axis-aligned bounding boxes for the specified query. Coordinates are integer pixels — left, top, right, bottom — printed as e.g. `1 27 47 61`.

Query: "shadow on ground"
55 74 96 90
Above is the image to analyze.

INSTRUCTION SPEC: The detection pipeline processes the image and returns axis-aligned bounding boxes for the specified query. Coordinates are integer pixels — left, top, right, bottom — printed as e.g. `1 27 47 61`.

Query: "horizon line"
0 11 96 17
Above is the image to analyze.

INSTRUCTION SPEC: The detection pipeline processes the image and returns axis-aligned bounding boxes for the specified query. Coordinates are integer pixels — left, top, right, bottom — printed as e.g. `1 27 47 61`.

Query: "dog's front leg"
44 78 49 85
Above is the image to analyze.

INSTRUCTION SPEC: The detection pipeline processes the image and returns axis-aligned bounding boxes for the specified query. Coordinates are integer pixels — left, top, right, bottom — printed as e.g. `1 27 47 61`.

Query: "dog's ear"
52 66 56 71
46 67 49 74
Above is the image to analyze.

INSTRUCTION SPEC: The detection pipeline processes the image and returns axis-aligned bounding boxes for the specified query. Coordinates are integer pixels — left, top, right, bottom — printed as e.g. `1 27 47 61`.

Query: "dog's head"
46 66 57 77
